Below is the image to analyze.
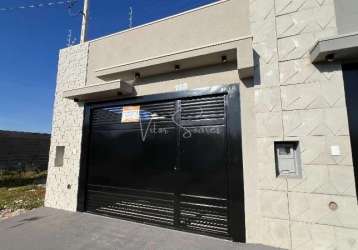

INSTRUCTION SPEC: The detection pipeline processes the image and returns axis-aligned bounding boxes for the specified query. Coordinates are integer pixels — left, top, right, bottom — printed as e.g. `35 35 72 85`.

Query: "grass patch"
0 170 47 188
0 171 47 212
0 185 45 211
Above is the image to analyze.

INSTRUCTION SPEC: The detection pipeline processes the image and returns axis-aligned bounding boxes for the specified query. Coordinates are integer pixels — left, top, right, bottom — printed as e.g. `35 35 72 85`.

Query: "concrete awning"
94 36 254 80
63 80 135 102
310 32 358 63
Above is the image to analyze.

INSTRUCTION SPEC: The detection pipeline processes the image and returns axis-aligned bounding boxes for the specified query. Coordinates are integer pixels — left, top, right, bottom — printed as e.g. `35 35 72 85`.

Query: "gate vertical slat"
174 99 181 227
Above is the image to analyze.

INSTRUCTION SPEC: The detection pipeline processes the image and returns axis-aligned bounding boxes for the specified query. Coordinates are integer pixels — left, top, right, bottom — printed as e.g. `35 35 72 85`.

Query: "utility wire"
0 0 77 12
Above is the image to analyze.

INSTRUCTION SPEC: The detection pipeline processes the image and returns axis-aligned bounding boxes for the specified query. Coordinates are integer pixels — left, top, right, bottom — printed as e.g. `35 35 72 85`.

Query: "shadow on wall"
253 50 261 86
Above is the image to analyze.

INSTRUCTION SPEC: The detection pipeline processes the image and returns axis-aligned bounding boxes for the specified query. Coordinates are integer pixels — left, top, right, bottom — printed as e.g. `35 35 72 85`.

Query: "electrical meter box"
274 141 302 178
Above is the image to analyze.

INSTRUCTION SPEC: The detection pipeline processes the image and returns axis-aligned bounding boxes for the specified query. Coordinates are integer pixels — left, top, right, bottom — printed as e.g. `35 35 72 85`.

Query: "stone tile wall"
44 43 89 211
250 0 358 249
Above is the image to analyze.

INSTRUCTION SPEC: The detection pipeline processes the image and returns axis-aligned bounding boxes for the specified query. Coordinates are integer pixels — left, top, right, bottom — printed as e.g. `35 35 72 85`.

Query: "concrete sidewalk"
0 208 284 250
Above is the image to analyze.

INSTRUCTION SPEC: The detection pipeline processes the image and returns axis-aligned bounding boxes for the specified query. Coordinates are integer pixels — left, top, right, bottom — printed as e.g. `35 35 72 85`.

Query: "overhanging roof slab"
63 80 135 102
311 32 358 63
94 36 254 80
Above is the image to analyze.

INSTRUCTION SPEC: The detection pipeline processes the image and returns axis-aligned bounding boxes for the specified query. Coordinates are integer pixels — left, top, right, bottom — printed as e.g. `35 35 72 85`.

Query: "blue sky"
0 0 216 133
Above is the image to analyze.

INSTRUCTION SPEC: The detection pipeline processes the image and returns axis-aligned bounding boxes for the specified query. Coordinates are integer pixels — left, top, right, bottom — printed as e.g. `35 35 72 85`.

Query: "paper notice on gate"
121 105 140 123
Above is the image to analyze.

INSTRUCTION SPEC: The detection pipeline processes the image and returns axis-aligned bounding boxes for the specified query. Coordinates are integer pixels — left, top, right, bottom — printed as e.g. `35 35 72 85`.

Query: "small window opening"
55 146 65 167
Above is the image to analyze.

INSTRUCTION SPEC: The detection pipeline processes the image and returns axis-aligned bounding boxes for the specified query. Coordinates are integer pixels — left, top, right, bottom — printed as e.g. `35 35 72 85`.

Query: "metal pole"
129 7 133 28
80 0 89 43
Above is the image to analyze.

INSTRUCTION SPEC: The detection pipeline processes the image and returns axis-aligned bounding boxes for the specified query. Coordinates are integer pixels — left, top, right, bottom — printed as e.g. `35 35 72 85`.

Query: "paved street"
0 208 284 250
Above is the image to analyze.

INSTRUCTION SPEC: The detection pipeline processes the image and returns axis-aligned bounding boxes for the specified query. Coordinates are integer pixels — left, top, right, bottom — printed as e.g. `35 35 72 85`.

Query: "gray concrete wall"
335 0 358 34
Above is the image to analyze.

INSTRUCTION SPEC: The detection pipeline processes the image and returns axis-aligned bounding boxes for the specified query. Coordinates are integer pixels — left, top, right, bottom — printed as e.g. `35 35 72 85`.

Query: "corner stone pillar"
45 43 89 211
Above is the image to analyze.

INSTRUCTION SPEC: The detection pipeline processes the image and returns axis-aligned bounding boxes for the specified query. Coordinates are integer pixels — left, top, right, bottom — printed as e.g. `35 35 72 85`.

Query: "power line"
0 0 77 12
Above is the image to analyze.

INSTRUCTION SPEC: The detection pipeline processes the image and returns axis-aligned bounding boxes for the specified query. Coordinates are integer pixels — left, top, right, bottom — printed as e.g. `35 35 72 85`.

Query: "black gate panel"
87 129 177 191
178 95 229 237
86 100 178 225
86 186 175 226
80 85 245 241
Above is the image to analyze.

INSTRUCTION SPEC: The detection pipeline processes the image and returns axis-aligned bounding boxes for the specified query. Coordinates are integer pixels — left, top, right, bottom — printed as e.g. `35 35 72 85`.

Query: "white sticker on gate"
121 105 140 123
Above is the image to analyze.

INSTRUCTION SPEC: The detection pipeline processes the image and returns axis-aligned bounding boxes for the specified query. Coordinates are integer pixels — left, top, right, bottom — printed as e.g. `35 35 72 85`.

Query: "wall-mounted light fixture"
174 64 181 71
134 72 141 79
325 53 335 62
221 55 228 63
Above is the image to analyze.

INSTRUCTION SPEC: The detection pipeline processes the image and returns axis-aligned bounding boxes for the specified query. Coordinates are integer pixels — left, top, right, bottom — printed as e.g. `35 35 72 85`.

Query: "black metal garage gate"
78 85 245 242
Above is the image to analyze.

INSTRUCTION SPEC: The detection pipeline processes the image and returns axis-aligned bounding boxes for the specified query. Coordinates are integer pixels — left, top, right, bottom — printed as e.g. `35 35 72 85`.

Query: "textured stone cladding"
44 43 89 211
249 0 358 249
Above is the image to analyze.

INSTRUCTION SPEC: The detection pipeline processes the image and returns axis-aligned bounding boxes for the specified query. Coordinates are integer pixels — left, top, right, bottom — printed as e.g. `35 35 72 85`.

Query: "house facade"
45 0 358 249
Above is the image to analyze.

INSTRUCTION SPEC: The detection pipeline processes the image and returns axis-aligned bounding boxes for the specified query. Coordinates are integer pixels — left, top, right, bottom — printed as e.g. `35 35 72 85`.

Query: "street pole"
80 0 89 43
